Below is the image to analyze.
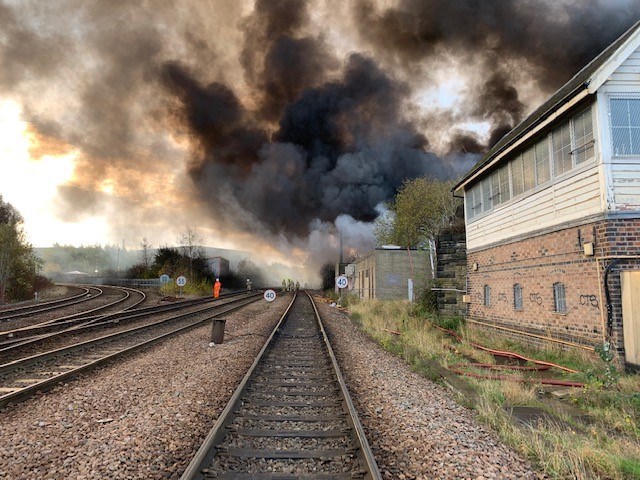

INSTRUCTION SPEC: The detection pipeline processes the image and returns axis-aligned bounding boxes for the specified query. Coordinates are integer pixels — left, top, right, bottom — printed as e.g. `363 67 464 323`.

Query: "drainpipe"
603 258 623 339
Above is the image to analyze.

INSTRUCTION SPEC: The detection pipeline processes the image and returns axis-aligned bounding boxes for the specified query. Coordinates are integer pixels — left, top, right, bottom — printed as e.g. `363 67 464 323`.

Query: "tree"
0 195 41 303
319 263 335 291
374 177 461 248
177 226 205 279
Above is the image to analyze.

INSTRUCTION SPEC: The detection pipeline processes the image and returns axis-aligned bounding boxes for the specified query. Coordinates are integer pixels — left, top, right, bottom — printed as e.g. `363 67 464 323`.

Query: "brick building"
453 21 640 368
348 247 431 301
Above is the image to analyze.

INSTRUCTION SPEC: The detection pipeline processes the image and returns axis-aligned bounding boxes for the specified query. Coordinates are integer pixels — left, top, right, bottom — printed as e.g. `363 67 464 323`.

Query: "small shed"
349 247 431 301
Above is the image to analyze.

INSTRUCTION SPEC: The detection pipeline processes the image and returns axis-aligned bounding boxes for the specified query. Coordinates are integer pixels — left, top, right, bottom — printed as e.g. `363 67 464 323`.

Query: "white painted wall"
466 164 602 250
465 42 640 250
598 45 640 211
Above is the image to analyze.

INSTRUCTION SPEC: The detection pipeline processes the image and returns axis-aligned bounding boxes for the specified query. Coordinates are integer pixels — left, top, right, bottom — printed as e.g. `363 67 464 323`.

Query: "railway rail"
0 290 245 354
0 285 146 330
181 291 381 480
0 291 262 408
0 286 93 320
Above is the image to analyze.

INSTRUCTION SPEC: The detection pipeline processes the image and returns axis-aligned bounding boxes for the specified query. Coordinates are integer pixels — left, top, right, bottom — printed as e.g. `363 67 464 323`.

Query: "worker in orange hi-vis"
213 278 222 299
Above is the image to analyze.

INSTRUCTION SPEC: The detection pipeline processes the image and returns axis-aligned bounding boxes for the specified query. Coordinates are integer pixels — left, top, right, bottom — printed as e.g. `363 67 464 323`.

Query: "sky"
1 0 639 280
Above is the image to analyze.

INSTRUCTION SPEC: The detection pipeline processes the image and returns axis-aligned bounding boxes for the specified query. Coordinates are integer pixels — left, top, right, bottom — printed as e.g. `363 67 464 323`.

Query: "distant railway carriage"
454 21 640 369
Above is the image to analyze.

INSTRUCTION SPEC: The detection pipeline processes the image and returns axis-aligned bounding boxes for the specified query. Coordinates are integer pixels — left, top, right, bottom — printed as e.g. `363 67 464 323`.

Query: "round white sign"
159 274 170 284
263 289 276 302
176 275 187 287
335 275 348 289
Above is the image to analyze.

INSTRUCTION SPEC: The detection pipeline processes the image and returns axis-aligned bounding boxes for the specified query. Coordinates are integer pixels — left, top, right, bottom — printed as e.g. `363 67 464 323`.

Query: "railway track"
0 292 262 408
0 286 93 320
0 290 245 354
181 291 381 480
0 285 146 330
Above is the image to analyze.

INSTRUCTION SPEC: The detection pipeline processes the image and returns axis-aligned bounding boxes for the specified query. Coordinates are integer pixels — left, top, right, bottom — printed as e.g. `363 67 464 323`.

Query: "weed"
348 298 640 480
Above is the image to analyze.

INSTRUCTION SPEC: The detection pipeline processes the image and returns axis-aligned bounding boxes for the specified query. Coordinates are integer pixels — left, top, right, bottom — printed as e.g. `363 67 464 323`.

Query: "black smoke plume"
1 0 639 257
353 0 640 147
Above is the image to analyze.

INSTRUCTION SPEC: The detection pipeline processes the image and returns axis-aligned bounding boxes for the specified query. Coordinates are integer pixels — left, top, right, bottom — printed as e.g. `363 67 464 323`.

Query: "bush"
160 279 212 297
414 280 438 314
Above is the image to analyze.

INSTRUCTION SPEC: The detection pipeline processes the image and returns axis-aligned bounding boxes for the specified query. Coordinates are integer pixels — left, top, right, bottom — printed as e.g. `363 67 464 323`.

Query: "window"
552 122 572 176
511 154 524 196
466 184 483 220
481 177 492 212
465 103 595 222
611 98 640 155
490 164 511 206
573 107 594 164
484 285 491 307
535 138 551 184
514 284 523 311
553 282 567 313
498 164 510 203
522 147 535 191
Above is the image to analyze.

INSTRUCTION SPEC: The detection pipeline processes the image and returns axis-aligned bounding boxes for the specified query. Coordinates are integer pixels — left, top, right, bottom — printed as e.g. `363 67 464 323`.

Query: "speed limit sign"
263 289 276 302
176 276 187 287
335 275 348 289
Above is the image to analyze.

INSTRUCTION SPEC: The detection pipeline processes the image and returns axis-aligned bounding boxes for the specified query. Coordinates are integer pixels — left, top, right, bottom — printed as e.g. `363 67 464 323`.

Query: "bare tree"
177 226 205 279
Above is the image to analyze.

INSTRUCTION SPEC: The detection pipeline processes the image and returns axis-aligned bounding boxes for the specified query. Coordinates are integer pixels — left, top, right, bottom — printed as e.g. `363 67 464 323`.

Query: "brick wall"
467 217 640 366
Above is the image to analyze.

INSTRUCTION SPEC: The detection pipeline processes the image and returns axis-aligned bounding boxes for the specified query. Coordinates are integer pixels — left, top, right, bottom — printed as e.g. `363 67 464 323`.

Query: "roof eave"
453 84 589 195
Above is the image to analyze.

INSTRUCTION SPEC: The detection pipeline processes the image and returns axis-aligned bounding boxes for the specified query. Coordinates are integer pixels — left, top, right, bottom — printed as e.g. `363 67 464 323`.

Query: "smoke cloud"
1 0 639 282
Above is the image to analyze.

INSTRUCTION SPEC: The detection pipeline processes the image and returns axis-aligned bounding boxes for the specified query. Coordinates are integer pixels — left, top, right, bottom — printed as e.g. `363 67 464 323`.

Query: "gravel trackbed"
0 294 544 479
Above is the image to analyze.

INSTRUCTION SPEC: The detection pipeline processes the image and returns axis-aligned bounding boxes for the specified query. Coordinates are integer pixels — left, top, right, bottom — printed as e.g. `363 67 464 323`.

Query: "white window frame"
465 103 595 224
608 93 640 157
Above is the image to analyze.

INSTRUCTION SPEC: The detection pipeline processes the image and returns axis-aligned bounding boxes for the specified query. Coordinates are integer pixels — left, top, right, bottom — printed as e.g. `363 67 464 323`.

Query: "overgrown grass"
346 299 640 480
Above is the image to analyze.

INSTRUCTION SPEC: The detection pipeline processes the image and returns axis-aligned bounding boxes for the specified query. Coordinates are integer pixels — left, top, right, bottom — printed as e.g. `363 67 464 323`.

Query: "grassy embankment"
159 280 213 297
344 298 640 480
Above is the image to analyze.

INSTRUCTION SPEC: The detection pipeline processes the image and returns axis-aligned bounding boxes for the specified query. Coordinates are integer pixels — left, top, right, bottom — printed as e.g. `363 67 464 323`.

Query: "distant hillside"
35 245 261 277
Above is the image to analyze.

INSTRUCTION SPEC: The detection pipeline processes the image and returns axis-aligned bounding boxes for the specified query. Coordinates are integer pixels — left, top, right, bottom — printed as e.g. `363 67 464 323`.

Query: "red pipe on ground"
432 325 583 385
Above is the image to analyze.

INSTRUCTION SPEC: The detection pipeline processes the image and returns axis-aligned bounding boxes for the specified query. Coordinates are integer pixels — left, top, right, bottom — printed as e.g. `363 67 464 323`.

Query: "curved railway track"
0 286 93 320
0 293 254 364
0 292 262 408
0 285 146 330
181 291 381 480
0 291 244 353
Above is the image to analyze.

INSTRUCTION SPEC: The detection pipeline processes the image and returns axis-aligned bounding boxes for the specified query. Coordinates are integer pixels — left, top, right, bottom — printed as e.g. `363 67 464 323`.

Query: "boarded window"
522 147 535 191
514 283 523 311
511 154 524 196
552 122 572 176
553 282 567 313
611 98 640 155
535 138 551 184
484 285 491 307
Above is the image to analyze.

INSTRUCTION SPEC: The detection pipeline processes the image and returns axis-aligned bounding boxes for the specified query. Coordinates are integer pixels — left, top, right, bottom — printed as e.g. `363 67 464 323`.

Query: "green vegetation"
347 298 640 480
42 243 123 277
0 194 47 303
374 177 460 248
